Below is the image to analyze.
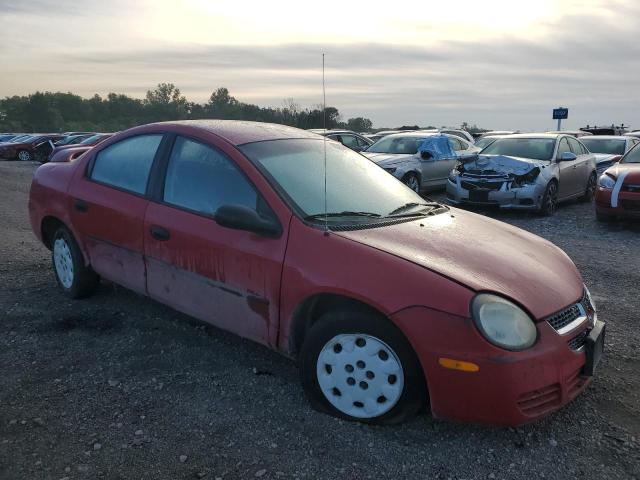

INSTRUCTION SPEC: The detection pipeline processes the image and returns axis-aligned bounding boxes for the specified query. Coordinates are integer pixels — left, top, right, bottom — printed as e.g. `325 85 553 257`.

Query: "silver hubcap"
53 238 74 289
405 176 419 192
316 334 404 418
18 151 31 161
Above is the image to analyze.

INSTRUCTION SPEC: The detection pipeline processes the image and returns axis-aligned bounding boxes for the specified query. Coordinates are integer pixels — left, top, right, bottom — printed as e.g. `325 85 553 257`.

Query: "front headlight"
471 294 537 351
597 173 616 189
383 167 397 174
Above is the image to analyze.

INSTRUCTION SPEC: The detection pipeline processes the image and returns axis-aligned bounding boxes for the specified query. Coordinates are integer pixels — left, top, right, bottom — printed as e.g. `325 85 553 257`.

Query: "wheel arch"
41 216 65 250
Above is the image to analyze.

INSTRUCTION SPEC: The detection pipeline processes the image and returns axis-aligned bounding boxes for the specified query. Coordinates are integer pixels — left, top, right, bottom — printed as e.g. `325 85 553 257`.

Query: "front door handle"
74 199 88 212
150 225 170 241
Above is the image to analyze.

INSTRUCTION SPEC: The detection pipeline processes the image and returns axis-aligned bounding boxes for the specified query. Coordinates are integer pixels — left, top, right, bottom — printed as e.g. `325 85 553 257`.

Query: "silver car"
446 134 597 215
580 135 640 174
363 132 480 193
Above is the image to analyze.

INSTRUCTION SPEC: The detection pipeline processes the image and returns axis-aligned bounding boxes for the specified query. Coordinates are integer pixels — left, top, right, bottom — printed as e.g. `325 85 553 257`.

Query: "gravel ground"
1 161 638 480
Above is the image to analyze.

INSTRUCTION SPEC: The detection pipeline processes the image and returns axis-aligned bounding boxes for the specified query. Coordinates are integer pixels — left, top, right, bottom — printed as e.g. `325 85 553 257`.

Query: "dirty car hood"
460 154 547 175
336 209 583 320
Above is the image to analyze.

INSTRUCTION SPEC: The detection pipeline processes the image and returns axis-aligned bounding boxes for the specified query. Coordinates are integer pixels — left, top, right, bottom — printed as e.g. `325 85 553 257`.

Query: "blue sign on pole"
553 108 569 120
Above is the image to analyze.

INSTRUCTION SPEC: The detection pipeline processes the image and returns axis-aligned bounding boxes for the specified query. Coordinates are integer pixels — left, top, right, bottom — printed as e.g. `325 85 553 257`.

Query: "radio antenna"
322 53 329 235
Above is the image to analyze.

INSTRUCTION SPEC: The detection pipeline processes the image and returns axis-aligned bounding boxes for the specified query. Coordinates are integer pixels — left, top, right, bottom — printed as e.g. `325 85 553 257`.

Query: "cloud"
0 0 639 130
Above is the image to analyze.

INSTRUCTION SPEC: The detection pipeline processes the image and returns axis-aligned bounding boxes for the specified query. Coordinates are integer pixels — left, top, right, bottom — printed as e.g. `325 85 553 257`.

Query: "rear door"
555 137 582 199
68 133 165 294
143 134 289 346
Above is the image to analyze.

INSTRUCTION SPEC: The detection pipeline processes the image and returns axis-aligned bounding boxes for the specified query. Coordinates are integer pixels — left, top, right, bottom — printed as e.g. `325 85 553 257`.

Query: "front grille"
568 330 588 351
546 289 594 333
517 383 561 416
460 180 503 191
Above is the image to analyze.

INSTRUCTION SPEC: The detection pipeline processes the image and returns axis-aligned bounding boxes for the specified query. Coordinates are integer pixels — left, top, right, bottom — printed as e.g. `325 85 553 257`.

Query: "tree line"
0 83 374 134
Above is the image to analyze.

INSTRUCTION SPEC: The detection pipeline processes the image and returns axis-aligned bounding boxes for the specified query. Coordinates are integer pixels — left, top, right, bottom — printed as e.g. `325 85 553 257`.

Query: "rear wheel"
540 181 558 216
300 310 426 424
52 227 99 298
581 172 597 202
402 173 420 193
17 150 32 161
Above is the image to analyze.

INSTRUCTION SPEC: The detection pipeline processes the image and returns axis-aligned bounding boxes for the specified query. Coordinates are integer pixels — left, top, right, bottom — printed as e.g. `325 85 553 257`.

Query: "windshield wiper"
386 202 441 217
304 211 382 221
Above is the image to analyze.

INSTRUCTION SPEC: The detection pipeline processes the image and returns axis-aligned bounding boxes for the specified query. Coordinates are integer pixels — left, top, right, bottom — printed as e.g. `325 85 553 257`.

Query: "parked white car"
580 135 640 173
363 132 480 192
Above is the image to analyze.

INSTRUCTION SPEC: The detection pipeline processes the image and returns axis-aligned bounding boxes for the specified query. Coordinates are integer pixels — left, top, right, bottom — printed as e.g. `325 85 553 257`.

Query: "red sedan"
595 143 640 221
28 120 604 426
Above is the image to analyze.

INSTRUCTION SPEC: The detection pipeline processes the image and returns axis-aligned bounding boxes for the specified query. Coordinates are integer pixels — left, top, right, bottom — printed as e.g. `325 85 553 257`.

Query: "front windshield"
475 137 497 150
81 134 102 144
240 139 432 222
621 145 640 164
581 138 626 155
366 135 428 154
481 138 556 161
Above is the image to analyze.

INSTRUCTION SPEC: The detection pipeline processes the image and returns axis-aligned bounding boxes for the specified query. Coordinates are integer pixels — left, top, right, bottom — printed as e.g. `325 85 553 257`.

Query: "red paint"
595 163 640 219
29 120 593 426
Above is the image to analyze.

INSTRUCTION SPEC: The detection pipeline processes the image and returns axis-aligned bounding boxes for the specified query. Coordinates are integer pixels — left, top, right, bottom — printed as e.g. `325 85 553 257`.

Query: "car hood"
336 208 583 320
606 162 640 183
593 153 619 163
460 154 547 175
363 152 415 166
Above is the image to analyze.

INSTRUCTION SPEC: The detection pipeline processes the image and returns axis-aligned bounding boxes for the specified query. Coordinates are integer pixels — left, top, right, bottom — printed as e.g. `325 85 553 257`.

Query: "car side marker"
438 357 479 372
611 171 629 208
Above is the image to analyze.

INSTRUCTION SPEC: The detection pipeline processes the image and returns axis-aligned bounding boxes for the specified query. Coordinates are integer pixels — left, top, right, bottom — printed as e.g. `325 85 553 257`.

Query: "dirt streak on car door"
143 202 288 346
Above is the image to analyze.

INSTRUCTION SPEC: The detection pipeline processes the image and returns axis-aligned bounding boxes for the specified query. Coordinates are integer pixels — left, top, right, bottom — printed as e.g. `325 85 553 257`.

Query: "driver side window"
556 138 571 161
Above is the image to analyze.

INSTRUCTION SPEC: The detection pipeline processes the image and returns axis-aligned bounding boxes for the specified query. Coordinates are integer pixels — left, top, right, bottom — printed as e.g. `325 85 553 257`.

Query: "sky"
1 0 638 130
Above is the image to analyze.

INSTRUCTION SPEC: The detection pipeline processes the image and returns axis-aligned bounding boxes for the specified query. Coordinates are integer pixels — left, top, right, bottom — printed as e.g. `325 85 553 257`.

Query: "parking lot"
1 160 638 479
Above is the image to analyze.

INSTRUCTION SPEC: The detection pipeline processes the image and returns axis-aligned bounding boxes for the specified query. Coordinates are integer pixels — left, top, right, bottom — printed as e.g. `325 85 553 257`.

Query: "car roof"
580 135 627 140
145 120 321 146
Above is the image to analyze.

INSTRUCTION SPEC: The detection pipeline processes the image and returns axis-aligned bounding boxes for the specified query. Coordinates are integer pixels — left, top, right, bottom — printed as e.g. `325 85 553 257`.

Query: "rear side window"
90 134 163 194
163 136 258 216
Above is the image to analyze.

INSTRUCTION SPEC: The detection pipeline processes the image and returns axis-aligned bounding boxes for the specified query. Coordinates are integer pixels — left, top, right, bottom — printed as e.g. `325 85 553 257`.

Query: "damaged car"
595 142 640 221
29 120 604 426
447 134 597 215
363 132 479 193
580 135 639 174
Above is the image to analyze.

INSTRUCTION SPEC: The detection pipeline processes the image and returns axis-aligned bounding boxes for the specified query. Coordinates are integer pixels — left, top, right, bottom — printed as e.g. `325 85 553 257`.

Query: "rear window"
90 134 162 194
580 138 626 155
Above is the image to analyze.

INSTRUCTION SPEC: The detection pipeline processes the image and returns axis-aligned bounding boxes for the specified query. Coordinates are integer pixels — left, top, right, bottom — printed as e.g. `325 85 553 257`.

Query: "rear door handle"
150 225 170 241
74 199 88 212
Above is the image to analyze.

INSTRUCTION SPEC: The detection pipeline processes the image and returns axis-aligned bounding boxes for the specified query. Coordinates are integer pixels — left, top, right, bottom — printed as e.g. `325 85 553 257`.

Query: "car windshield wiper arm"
304 211 382 221
386 202 441 216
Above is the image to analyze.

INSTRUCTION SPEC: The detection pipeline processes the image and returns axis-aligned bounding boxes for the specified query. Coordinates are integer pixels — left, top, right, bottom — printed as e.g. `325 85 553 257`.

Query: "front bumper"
595 187 640 219
392 305 600 426
446 177 545 210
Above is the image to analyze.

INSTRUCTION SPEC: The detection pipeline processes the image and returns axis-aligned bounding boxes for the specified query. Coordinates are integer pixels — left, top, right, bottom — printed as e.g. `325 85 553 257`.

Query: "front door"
143 135 289 346
68 133 165 294
556 137 582 199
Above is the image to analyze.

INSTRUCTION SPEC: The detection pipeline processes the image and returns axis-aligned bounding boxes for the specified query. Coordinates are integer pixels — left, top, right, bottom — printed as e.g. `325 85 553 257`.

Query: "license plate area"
583 321 605 376
469 189 489 202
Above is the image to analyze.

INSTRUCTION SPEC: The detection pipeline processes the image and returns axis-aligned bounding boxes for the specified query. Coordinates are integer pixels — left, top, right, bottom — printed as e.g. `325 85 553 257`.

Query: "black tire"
300 310 427 425
51 226 99 299
580 172 597 202
539 181 558 216
402 173 421 194
17 150 32 162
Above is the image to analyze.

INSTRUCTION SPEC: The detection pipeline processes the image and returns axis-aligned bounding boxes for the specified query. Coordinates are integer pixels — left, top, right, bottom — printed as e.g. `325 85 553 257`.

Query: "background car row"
0 132 112 162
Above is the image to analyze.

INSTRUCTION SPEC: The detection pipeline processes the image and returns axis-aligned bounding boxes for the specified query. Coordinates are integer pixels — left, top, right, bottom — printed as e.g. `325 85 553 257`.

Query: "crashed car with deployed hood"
580 135 639 174
447 134 597 215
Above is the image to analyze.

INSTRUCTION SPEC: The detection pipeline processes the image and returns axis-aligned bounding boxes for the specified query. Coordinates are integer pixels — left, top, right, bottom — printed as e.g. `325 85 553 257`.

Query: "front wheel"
539 181 558 216
300 310 426 424
581 173 596 202
17 150 32 161
52 227 100 298
402 173 420 193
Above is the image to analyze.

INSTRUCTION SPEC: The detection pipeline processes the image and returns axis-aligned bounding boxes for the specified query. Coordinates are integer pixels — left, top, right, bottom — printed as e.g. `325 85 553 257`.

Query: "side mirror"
420 150 433 160
559 151 577 162
214 204 281 237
